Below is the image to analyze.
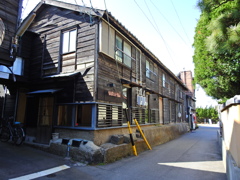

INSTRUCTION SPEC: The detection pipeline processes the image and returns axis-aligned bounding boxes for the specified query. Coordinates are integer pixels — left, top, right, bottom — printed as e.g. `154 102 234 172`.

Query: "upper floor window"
115 35 123 61
179 90 183 99
146 60 151 78
146 59 156 81
0 57 24 76
115 35 132 67
62 29 77 54
162 73 166 87
124 41 131 67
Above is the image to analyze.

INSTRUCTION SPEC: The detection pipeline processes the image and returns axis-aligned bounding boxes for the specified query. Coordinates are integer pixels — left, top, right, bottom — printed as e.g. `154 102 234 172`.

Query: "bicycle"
0 117 25 145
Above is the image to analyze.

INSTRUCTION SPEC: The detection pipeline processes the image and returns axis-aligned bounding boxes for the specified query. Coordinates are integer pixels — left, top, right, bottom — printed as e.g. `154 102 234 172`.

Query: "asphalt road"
0 124 227 180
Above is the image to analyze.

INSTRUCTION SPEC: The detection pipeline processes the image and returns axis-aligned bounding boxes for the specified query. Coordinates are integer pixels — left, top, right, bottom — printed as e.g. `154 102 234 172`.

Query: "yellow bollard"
134 118 152 150
127 121 138 156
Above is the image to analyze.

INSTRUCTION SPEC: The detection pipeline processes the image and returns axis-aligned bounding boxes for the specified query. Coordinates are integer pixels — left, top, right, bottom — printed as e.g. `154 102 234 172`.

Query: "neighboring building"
178 70 196 127
0 0 23 66
1 0 190 145
0 0 23 118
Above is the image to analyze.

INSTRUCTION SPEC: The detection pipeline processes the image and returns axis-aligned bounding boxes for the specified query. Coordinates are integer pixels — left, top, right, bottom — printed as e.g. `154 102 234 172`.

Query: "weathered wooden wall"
22 5 97 102
97 54 123 104
0 0 21 66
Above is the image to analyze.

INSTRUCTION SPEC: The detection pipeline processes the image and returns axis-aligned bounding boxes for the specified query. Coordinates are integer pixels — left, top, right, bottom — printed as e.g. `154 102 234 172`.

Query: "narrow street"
1 124 226 180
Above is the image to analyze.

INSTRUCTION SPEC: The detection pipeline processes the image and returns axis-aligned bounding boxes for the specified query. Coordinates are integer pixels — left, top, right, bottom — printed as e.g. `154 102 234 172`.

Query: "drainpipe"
2 86 8 118
14 89 19 122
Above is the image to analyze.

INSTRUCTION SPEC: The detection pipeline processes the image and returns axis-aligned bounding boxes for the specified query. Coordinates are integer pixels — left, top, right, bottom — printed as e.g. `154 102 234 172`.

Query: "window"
115 35 132 67
179 90 183 99
97 104 123 127
124 41 131 67
146 60 150 78
75 105 92 127
62 29 77 54
115 35 123 62
0 57 24 75
146 59 155 80
57 105 73 126
162 73 166 87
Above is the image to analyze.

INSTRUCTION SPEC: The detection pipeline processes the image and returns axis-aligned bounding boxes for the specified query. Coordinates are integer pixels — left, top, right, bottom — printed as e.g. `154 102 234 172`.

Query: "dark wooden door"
36 97 54 144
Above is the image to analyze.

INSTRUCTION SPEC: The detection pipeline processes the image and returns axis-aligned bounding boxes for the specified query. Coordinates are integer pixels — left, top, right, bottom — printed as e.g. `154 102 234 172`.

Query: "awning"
27 89 62 95
43 72 80 78
120 78 142 88
43 65 93 79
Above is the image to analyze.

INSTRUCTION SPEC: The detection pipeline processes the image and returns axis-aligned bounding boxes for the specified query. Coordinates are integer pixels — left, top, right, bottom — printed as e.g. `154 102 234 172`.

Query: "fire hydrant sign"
0 18 5 46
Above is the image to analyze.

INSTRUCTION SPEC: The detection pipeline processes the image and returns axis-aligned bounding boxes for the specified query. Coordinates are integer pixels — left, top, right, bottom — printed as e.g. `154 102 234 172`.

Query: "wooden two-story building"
1 0 192 145
0 0 23 119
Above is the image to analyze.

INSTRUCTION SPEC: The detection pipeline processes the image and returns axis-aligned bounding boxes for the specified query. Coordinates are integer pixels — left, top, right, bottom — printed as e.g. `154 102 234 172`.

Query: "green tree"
196 107 219 123
193 0 240 101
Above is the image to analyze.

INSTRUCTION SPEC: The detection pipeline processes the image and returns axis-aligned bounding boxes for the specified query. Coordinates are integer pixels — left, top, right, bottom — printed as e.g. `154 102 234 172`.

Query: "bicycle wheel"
0 127 10 142
13 127 25 145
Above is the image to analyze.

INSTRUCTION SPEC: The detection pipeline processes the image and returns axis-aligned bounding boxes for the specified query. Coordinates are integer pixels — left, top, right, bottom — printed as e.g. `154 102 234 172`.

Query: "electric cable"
170 0 191 45
134 0 176 70
144 0 160 35
21 0 30 19
150 0 189 47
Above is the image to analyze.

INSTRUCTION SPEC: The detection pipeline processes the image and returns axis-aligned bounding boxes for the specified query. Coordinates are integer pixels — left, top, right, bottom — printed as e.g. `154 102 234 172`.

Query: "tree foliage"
196 107 219 123
193 0 240 101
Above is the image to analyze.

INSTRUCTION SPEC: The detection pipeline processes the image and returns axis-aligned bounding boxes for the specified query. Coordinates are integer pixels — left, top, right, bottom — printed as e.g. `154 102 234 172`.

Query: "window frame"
162 73 166 87
146 59 156 81
115 34 123 62
115 34 133 68
61 28 77 55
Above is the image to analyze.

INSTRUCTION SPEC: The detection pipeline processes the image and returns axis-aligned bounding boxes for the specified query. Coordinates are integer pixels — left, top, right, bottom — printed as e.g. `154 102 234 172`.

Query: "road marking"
158 161 225 173
9 165 70 180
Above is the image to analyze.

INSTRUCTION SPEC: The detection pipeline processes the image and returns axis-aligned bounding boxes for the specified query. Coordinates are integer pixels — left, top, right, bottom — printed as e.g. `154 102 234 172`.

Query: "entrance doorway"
36 97 54 144
159 97 163 124
122 87 131 124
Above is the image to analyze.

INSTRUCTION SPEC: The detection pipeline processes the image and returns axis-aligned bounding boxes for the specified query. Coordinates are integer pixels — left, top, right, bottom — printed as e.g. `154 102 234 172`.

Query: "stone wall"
51 123 188 164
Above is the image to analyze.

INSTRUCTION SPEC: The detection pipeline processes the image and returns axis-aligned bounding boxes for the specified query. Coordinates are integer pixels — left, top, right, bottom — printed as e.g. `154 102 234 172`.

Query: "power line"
21 0 30 19
150 0 189 47
170 0 191 45
144 0 160 34
134 0 176 69
81 0 86 7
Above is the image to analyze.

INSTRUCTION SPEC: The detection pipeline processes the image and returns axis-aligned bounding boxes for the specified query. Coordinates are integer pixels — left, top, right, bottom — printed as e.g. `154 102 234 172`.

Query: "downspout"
14 89 19 122
2 87 6 118
1 86 7 118
94 18 99 102
92 18 100 129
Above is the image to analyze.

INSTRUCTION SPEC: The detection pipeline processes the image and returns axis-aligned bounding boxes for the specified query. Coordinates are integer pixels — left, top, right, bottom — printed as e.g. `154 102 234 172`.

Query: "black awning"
121 78 142 88
27 89 62 95
43 72 80 79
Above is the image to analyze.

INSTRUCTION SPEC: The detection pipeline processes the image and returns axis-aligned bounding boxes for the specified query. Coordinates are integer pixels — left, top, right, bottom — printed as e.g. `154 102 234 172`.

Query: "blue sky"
22 0 218 107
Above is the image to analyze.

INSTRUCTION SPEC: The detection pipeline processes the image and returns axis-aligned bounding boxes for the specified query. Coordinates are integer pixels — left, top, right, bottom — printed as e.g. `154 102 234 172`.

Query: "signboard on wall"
0 18 5 46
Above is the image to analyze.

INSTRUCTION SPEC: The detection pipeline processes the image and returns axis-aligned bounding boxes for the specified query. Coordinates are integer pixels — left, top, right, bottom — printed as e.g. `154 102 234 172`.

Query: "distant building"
178 70 196 128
